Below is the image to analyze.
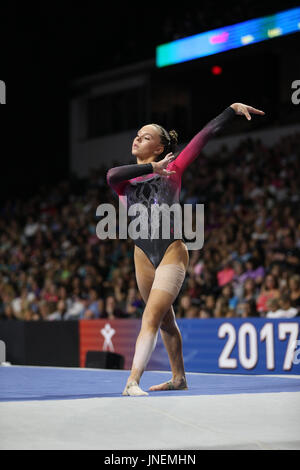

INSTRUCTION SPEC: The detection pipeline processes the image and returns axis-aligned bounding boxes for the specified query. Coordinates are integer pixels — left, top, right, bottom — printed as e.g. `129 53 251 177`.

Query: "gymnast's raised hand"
229 103 265 120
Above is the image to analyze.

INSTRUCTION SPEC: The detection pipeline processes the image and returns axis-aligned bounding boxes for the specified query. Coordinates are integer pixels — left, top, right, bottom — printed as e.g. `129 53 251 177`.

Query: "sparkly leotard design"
107 107 235 268
124 173 180 268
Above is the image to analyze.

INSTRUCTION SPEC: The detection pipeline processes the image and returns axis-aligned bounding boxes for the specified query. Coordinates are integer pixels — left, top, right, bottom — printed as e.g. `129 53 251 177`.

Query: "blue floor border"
1 366 300 402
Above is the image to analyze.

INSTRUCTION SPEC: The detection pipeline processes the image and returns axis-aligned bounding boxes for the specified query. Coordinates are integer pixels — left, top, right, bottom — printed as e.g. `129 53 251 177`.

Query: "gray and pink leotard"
107 107 235 268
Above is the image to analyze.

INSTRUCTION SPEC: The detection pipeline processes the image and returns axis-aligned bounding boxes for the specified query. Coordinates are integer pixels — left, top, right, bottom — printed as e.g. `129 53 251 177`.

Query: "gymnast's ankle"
172 376 187 387
126 376 140 386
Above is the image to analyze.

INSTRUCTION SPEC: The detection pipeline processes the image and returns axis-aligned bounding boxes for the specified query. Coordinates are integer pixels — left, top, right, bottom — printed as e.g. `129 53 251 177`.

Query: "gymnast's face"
132 125 164 161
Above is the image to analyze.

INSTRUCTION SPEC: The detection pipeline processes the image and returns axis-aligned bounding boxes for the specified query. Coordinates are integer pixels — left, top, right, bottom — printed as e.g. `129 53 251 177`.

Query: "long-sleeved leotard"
106 106 236 268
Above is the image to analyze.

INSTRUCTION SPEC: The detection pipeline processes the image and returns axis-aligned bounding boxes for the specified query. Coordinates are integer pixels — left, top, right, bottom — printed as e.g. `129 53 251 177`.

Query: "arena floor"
0 366 300 450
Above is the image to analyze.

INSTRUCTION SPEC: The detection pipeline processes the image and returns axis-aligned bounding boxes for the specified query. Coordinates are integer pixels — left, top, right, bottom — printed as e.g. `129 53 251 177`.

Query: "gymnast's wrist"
151 162 158 173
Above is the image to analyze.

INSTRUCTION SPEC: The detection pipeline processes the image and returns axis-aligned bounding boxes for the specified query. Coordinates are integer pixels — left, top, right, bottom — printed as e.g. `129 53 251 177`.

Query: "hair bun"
169 130 178 145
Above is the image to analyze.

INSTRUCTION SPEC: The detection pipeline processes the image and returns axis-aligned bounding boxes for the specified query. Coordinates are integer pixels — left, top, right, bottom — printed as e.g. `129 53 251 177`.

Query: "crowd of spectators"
0 130 300 322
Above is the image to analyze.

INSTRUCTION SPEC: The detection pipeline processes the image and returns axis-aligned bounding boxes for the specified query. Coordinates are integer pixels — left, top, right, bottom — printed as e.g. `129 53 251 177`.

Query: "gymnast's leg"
123 242 188 396
123 283 179 396
149 305 187 391
148 241 189 391
123 246 156 396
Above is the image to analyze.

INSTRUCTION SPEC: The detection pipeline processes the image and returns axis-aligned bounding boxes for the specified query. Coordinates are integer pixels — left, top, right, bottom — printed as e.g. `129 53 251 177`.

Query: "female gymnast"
107 103 265 396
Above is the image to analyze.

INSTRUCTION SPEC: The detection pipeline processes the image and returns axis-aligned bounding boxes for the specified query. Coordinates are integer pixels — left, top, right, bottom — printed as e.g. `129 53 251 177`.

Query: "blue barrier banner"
149 318 300 375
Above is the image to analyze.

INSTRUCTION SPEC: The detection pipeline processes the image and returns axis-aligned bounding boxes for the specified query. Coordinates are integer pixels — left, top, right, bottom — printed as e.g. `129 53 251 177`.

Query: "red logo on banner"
79 319 141 369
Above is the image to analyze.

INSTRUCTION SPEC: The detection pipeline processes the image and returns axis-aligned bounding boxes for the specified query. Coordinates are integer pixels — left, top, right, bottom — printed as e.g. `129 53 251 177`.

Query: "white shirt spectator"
12 292 35 314
24 222 39 237
63 298 85 320
266 307 298 319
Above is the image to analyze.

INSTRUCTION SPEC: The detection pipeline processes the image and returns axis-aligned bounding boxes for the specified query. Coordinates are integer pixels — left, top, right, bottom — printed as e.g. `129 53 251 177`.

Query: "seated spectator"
42 281 59 304
198 295 215 318
256 274 280 314
47 300 68 321
265 298 280 317
238 299 258 318
38 301 51 320
275 234 300 271
199 309 211 319
266 293 298 318
2 303 18 320
232 261 246 299
176 294 198 318
217 261 235 287
113 277 126 308
221 283 239 311
22 307 40 321
11 288 35 319
185 305 199 318
185 276 202 300
63 295 86 320
80 289 104 319
289 274 300 312
124 288 144 318
240 278 259 304
214 297 229 318
236 240 252 264
239 258 265 284
251 222 268 242
104 295 126 319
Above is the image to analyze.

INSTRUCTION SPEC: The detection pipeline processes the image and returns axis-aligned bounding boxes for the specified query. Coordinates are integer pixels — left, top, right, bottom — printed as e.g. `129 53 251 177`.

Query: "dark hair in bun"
169 130 178 152
150 124 178 161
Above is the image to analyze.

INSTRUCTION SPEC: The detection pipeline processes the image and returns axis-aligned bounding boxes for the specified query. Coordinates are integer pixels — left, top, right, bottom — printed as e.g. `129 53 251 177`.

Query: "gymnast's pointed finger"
248 106 265 115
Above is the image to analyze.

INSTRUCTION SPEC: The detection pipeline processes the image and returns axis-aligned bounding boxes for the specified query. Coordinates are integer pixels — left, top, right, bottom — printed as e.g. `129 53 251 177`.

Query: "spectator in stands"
38 301 51 320
265 298 280 317
214 297 229 318
266 293 298 319
289 274 300 313
239 299 258 318
198 295 215 318
240 278 259 304
11 288 35 319
125 287 144 318
104 295 126 319
256 274 280 314
217 261 235 287
239 257 265 284
47 299 68 321
176 294 198 318
231 260 246 300
2 304 18 320
80 289 104 319
220 283 239 311
22 307 40 321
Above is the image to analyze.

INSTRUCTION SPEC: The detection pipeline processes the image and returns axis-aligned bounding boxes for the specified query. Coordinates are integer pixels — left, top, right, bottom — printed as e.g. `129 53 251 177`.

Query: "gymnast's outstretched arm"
106 155 176 195
172 103 265 175
106 163 154 195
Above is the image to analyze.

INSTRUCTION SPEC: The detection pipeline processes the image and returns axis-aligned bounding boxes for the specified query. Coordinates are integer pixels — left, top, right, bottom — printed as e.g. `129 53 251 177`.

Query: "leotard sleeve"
106 163 154 196
171 106 236 176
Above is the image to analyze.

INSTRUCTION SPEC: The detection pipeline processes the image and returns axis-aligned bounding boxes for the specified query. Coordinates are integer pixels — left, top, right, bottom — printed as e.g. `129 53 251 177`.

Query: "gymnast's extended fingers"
164 152 176 163
162 169 176 176
247 106 265 115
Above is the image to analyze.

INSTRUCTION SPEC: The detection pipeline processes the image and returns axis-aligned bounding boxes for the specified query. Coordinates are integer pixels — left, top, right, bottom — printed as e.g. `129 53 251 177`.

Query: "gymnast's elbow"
106 167 118 186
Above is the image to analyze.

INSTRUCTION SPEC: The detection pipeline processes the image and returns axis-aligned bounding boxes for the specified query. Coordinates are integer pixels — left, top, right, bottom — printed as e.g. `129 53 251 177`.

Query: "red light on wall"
212 65 223 75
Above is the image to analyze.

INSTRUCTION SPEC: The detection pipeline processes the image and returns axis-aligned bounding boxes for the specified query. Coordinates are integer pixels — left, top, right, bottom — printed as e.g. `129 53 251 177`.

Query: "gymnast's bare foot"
122 380 149 396
148 377 188 392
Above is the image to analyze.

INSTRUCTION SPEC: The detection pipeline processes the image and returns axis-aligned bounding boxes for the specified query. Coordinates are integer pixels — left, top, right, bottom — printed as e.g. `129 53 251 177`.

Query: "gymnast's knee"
160 311 179 334
142 318 161 333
